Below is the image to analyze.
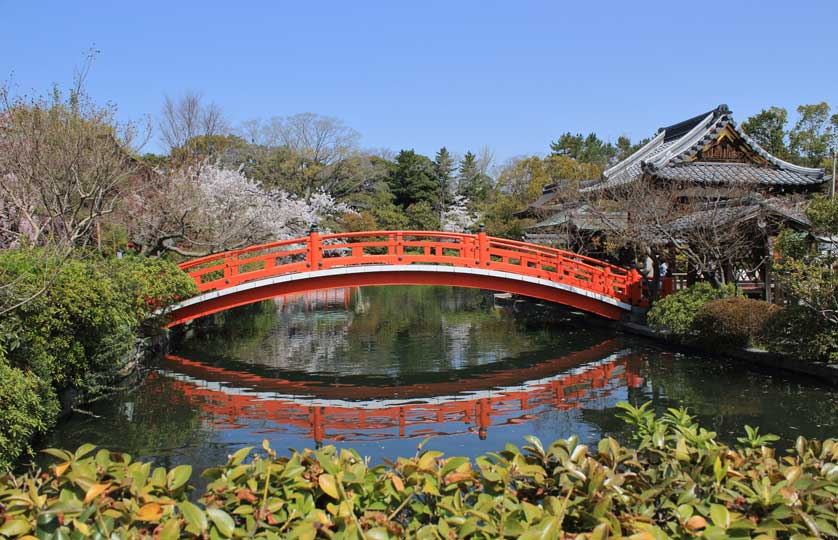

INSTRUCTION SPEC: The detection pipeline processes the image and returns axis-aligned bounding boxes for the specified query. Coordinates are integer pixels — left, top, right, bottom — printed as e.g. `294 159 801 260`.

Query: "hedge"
693 297 779 349
1 406 836 539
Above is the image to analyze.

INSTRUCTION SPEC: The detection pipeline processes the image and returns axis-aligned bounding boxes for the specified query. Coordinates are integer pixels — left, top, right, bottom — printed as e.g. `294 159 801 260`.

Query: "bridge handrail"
178 236 309 271
486 236 629 274
176 229 641 305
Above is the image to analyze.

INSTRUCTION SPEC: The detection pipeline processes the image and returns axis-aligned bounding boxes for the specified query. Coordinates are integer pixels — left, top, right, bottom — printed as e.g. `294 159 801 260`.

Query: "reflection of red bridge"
158 340 643 443
166 230 642 326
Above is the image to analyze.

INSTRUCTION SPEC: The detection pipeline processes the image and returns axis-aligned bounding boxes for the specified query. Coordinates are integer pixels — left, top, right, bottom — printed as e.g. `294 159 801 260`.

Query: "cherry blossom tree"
441 195 477 233
0 77 147 250
124 163 351 257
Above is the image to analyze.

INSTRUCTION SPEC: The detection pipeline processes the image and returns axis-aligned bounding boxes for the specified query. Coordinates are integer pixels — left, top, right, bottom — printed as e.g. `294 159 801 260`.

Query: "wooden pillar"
307 224 322 270
764 234 774 304
477 224 489 267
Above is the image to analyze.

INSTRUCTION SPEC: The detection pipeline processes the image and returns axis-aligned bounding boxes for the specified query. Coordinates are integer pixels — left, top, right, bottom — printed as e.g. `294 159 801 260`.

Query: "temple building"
525 104 830 300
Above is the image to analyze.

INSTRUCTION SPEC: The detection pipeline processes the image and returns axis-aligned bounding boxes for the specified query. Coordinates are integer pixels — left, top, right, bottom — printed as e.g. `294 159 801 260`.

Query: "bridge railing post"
628 269 643 305
307 224 322 270
223 253 237 286
394 232 404 263
477 224 489 268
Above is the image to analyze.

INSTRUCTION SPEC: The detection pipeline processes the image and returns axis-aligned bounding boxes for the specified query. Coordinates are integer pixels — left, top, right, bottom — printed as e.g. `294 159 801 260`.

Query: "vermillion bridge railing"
178 229 642 306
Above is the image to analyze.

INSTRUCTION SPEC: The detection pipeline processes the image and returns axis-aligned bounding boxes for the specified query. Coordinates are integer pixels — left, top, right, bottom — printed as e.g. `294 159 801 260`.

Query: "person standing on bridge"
639 248 658 304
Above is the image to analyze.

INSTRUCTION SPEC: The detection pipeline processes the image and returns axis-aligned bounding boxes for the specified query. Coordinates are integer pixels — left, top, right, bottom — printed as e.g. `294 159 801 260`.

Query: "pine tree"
387 150 439 209
457 151 492 206
434 147 456 217
549 132 617 167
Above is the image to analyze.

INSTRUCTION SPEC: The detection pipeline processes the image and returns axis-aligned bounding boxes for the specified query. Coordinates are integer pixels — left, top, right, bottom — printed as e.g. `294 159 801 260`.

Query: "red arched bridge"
166 229 643 326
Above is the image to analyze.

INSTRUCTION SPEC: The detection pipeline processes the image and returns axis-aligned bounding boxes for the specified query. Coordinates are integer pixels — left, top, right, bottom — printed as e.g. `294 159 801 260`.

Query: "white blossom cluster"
189 163 352 243
125 163 354 256
441 195 477 233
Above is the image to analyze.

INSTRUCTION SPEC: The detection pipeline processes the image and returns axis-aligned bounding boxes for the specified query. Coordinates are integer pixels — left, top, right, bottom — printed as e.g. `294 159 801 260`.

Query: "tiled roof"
530 188 562 209
665 196 810 232
583 104 825 192
529 205 627 231
653 162 825 186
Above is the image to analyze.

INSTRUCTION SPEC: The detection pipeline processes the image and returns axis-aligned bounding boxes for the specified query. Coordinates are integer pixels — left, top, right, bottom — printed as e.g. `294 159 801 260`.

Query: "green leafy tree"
369 188 409 230
171 134 249 166
405 201 440 230
495 156 551 201
647 282 737 338
223 144 299 191
789 102 835 167
767 196 838 361
741 107 790 159
387 150 439 210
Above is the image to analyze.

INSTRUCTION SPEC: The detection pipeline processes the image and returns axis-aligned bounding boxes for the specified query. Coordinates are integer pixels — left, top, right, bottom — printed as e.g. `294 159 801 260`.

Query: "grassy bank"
0 250 197 469
1 406 836 539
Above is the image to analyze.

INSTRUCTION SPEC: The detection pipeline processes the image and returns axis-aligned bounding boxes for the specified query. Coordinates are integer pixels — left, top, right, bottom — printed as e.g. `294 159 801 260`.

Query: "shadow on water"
43 285 838 477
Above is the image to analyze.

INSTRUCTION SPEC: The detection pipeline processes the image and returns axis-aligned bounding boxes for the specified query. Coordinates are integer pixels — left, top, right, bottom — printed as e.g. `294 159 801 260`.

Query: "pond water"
45 286 838 472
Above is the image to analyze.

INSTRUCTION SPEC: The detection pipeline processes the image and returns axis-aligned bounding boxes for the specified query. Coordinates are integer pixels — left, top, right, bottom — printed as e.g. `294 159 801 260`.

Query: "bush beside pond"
761 305 838 364
1 406 836 539
0 250 198 469
647 282 737 338
693 297 779 350
649 281 837 363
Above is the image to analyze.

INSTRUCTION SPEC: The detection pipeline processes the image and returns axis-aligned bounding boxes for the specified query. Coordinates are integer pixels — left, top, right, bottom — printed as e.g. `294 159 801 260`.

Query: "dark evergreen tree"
615 135 649 162
434 147 456 214
457 151 492 206
387 149 439 209
549 132 618 168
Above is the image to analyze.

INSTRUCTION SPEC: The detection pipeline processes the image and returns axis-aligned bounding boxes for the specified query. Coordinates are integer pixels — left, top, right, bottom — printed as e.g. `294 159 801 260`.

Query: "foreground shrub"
1 407 837 539
9 257 137 390
647 282 736 338
762 305 838 363
693 297 778 349
0 249 198 469
0 362 60 470
107 255 199 323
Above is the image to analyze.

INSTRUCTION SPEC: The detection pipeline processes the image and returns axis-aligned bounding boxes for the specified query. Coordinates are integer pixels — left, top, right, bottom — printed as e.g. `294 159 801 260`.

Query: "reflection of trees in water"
570 348 838 448
42 374 208 463
174 286 569 378
174 301 280 360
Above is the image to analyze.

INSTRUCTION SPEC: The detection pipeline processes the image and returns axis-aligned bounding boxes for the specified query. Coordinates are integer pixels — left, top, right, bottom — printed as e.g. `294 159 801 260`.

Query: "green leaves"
4 412 838 540
207 507 236 537
318 473 340 500
0 519 31 537
179 500 208 533
167 464 193 491
0 251 200 468
737 425 781 449
709 504 731 529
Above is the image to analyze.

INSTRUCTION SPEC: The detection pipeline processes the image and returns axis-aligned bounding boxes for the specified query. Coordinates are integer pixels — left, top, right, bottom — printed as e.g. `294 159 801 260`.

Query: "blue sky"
2 0 836 164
